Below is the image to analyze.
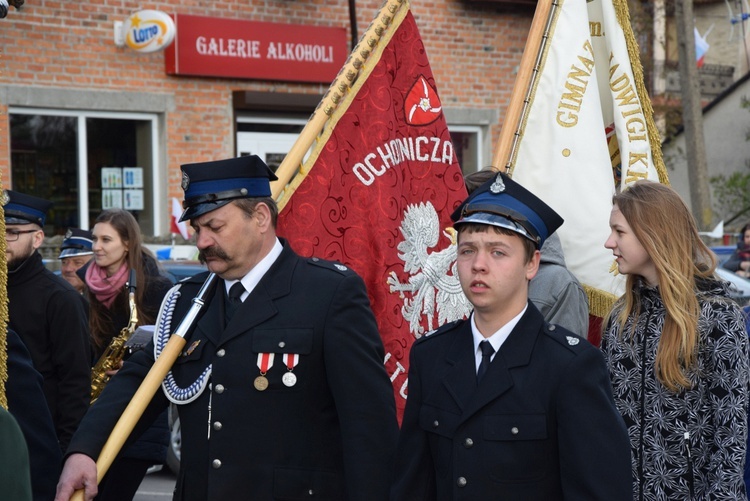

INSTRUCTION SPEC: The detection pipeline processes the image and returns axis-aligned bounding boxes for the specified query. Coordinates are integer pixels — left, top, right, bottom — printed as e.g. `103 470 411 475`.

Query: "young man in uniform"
56 155 398 501
391 172 631 500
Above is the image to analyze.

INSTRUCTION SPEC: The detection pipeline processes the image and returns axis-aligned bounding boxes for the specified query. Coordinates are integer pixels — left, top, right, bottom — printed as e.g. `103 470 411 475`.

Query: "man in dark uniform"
7 328 63 501
391 172 632 500
58 228 94 294
56 155 399 501
4 191 91 452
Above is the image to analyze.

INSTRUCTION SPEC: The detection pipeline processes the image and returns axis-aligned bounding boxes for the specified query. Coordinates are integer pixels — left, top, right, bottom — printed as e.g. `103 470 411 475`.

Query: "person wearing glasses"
4 190 91 453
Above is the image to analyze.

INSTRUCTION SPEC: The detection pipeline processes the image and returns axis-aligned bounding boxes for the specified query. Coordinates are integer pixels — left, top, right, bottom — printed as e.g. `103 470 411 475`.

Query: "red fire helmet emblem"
405 75 443 126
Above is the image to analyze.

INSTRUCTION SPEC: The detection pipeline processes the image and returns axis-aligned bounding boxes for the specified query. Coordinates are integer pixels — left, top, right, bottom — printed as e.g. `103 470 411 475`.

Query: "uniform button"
215 384 225 394
308 489 314 496
457 477 467 487
216 349 226 357
463 438 474 448
549 324 556 331
511 427 519 435
213 421 222 431
212 459 222 469
432 420 439 428
312 257 319 262
278 341 286 348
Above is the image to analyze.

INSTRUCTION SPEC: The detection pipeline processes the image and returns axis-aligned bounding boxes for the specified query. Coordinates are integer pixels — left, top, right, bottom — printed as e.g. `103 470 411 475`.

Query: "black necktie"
476 340 495 383
225 282 245 323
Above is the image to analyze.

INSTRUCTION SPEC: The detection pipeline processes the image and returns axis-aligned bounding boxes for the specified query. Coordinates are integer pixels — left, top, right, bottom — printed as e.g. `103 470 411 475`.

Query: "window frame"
9 107 162 234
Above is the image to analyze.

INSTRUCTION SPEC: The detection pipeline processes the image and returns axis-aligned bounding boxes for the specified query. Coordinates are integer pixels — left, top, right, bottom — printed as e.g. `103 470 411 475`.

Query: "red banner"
277 11 468 419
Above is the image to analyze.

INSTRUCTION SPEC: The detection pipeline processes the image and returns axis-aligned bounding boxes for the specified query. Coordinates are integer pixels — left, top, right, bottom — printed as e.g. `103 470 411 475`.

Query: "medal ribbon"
256 353 275 374
283 353 299 370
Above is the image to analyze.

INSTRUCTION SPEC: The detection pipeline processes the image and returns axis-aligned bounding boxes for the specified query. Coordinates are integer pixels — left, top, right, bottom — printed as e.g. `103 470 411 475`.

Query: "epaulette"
306 256 353 275
414 319 463 346
543 323 587 353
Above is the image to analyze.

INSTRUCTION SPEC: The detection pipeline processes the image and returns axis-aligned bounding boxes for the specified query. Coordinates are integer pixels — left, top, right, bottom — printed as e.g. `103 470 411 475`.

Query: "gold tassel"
611 0 669 185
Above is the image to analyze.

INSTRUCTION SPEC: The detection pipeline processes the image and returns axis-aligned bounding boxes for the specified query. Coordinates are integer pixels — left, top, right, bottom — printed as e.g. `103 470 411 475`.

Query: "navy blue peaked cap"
3 190 53 227
180 155 278 222
451 171 563 248
59 228 94 259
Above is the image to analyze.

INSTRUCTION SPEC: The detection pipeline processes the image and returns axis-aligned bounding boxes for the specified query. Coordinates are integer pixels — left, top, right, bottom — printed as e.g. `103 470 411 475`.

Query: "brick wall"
0 0 533 201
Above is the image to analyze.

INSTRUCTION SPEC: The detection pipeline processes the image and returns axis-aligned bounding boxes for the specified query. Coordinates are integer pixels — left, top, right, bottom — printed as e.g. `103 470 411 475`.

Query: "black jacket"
6 328 62 501
67 240 399 500
391 303 632 500
8 251 91 452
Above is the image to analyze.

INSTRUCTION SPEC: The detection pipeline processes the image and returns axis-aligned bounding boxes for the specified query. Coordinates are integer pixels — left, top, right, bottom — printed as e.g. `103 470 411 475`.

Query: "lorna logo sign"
123 10 176 53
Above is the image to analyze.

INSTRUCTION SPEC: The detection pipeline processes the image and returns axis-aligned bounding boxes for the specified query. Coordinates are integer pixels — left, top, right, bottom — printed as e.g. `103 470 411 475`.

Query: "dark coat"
6 328 62 501
391 303 633 501
88 253 172 464
67 241 399 500
7 251 91 452
0 407 32 501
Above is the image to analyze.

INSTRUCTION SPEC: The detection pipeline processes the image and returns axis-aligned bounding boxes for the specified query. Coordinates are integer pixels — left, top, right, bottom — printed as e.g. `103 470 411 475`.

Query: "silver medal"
282 372 297 387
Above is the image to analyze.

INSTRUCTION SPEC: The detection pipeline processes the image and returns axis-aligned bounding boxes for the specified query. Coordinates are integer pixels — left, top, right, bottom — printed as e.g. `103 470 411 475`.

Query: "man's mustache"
199 247 230 263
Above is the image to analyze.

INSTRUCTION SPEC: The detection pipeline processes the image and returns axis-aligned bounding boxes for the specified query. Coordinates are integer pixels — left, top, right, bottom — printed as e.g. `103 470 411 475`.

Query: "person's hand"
54 453 98 501
104 360 123 377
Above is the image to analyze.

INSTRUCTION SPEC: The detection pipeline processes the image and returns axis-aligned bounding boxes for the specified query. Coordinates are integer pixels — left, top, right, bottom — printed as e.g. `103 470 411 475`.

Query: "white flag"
511 0 666 320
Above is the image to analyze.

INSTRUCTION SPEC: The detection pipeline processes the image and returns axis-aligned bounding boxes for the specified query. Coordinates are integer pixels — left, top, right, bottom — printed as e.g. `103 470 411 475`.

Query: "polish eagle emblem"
387 201 472 338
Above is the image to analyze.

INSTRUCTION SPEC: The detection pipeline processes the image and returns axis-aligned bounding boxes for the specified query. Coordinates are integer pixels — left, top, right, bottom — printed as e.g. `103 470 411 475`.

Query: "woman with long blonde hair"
601 180 749 500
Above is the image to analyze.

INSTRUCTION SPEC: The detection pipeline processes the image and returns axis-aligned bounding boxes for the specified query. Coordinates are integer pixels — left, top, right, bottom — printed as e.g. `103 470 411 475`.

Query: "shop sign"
123 10 176 53
165 14 347 84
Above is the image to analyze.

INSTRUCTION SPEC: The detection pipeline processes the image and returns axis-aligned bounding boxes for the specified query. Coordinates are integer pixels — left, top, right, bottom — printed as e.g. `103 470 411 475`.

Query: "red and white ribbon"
257 353 275 374
282 353 299 371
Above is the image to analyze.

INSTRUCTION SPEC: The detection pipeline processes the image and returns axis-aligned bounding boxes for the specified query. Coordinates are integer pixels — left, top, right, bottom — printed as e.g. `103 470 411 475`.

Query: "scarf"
86 261 129 308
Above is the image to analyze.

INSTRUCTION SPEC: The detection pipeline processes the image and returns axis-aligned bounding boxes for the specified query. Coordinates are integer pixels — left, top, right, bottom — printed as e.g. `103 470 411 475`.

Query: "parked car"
711 245 750 304
159 259 207 284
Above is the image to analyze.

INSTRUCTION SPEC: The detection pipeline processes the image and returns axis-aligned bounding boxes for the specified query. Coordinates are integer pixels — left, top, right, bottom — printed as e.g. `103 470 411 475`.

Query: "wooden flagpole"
491 0 554 172
271 0 409 200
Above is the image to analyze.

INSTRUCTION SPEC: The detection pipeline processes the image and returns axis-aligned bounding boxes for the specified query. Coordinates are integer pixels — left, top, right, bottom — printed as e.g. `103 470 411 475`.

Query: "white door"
236 132 300 172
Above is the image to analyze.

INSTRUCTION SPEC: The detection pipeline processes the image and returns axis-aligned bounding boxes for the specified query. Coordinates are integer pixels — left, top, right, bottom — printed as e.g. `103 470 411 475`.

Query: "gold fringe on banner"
277 0 410 209
273 0 409 205
611 0 669 185
584 284 619 319
0 183 9 410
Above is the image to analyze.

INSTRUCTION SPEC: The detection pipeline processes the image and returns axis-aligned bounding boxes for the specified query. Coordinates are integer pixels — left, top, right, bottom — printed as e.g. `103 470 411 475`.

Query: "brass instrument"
90 270 137 404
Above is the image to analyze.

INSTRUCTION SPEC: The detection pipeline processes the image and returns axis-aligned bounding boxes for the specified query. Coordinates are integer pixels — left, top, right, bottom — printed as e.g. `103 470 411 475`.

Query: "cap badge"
0 190 9 207
64 229 73 239
181 171 190 191
490 174 506 194
566 336 579 346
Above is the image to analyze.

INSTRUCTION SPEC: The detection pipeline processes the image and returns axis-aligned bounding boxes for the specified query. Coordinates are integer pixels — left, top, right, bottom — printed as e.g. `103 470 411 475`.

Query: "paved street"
134 467 176 501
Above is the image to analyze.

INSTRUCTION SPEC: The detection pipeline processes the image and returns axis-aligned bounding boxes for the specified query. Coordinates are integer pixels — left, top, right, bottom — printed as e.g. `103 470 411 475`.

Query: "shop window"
449 126 483 173
10 110 160 236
